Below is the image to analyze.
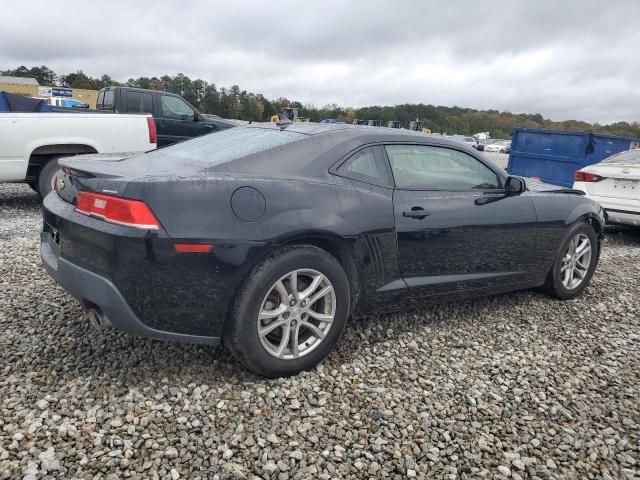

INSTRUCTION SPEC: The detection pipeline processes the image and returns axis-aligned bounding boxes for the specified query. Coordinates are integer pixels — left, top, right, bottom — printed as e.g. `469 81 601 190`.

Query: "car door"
156 94 208 146
386 143 538 299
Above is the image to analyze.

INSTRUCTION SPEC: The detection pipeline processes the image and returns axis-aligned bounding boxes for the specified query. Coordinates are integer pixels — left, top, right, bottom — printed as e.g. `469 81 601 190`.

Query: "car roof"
214 122 496 180
245 122 463 145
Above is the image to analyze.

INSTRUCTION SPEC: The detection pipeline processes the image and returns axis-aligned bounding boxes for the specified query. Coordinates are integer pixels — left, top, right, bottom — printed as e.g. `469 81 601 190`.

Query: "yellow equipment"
408 118 431 134
270 107 309 122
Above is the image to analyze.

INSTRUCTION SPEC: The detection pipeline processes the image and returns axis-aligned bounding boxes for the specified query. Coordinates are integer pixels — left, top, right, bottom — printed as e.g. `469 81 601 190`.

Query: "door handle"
402 207 430 219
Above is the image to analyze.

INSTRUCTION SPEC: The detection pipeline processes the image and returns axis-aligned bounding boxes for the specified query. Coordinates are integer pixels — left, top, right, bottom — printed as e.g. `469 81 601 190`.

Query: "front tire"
224 245 350 378
542 222 599 300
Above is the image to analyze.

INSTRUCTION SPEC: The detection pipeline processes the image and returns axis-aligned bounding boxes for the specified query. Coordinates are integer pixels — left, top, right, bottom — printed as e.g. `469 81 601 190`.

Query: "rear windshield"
144 127 306 165
602 149 640 165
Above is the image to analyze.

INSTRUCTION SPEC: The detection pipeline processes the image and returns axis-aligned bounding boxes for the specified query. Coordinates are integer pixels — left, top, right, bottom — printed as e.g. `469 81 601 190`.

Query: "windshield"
143 126 306 165
602 149 640 165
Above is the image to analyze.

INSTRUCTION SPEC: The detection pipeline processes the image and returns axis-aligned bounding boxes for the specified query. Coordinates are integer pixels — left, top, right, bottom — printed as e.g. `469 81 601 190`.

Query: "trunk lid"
56 153 141 204
55 149 215 205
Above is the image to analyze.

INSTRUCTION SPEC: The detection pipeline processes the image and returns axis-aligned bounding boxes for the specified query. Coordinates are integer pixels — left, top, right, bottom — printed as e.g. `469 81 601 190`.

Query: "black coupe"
41 123 605 377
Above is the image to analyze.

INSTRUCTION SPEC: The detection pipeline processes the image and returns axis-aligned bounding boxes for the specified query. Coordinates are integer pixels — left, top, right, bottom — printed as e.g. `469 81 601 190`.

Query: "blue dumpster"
506 128 640 187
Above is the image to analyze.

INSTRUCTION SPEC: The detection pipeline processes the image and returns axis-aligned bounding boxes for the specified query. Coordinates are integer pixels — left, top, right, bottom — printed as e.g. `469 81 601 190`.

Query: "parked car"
0 99 157 196
573 149 640 226
451 136 477 148
96 86 238 146
484 141 510 153
41 124 605 377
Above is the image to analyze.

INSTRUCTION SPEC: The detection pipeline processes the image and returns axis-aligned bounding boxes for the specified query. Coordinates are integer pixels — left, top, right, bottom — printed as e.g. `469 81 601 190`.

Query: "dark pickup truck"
96 87 239 147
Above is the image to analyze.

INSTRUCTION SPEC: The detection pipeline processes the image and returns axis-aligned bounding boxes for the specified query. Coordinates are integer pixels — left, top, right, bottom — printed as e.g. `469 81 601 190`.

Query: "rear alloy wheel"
225 245 349 378
542 222 599 300
258 269 336 360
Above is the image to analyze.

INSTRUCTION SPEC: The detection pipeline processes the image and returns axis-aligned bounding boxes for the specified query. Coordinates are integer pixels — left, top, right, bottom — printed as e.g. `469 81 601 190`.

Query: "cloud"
1 0 638 123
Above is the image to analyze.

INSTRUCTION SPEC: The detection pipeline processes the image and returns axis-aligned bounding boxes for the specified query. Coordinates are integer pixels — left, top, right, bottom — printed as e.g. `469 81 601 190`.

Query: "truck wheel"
36 157 63 198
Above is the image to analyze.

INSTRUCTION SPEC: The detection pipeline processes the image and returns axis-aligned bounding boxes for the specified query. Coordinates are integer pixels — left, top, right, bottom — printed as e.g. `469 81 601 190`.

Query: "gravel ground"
0 183 638 480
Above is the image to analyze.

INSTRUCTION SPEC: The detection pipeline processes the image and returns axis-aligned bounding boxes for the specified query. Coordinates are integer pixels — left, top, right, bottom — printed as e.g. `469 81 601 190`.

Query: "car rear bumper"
576 190 640 226
604 209 640 226
41 236 221 345
40 192 270 343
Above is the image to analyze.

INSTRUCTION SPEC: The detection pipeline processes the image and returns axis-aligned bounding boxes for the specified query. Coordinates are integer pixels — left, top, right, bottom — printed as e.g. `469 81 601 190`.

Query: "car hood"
524 177 585 195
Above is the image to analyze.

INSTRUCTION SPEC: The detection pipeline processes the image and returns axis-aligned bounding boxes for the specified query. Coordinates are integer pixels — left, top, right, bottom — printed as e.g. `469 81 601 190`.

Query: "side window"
160 95 195 119
124 91 153 113
103 90 114 108
337 147 393 187
385 145 501 190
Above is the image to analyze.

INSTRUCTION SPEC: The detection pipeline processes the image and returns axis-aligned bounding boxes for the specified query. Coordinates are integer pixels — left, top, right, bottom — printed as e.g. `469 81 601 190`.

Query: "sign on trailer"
52 87 72 97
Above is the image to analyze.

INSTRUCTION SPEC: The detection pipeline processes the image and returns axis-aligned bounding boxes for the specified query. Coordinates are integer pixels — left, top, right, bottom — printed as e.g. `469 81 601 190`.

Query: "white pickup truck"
0 112 156 196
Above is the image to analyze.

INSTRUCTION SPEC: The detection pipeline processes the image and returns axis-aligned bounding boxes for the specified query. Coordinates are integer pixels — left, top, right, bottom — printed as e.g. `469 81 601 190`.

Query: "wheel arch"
569 211 604 239
26 144 98 182
278 231 362 314
565 200 605 236
219 231 362 342
584 213 604 238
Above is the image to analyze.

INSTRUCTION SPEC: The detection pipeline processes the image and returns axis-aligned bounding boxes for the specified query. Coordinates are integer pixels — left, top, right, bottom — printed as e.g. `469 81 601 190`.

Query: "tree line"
3 65 639 139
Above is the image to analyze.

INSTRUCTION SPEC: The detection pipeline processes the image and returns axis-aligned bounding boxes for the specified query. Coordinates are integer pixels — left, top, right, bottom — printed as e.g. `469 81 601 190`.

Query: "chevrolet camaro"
41 123 605 377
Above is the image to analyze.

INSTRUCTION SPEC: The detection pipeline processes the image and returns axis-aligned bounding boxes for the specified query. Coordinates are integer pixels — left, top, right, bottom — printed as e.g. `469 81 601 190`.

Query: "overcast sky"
1 0 638 124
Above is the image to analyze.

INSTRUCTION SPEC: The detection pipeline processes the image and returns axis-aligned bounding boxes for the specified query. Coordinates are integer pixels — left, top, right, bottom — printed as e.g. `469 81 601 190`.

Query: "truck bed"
0 112 155 183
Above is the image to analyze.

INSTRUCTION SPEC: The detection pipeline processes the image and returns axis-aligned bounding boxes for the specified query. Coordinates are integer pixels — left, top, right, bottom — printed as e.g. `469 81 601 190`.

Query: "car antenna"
276 118 293 132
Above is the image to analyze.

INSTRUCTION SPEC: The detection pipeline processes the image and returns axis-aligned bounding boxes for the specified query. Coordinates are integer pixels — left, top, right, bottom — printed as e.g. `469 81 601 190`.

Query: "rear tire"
36 157 63 198
224 245 350 378
542 222 599 300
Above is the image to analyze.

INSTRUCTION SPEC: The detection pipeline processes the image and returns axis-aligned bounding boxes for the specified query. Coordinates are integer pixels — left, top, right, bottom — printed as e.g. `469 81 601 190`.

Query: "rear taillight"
575 171 604 182
173 244 213 253
147 117 157 144
75 191 160 229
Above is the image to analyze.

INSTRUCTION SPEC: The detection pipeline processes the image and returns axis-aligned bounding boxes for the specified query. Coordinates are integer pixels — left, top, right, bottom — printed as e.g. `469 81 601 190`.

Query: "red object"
75 191 160 229
147 117 157 144
575 171 603 182
173 244 213 253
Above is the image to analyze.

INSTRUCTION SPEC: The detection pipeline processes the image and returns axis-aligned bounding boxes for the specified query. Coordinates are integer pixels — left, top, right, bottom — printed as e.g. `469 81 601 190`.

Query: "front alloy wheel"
542 222 599 300
258 269 336 359
560 233 592 290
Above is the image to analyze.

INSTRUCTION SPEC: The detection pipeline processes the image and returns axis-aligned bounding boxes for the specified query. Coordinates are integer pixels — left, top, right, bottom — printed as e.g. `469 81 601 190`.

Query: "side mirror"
193 111 200 122
505 176 526 195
